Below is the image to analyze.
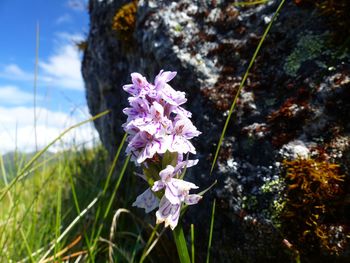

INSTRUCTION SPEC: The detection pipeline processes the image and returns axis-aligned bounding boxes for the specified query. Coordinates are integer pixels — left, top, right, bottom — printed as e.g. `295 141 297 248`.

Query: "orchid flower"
169 116 201 154
152 165 201 205
122 70 202 230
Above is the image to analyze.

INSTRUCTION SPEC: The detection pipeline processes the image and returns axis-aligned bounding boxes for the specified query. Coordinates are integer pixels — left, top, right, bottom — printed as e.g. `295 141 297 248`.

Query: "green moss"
261 177 284 193
242 195 258 210
284 33 326 77
174 24 183 32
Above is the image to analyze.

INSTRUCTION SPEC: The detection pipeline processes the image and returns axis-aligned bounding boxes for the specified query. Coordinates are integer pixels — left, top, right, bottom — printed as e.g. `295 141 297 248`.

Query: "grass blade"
104 154 131 219
210 0 286 174
233 0 270 6
67 161 94 259
90 154 131 259
102 134 128 196
0 154 35 263
33 22 39 152
206 199 216 263
38 196 99 262
139 224 159 263
90 133 127 237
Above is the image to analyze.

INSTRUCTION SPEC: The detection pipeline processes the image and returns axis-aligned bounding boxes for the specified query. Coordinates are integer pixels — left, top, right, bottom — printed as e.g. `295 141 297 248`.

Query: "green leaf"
143 163 159 181
173 225 191 263
162 151 178 169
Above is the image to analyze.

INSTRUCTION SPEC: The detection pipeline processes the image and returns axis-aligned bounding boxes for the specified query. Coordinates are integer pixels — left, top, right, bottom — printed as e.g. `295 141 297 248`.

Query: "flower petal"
123 84 139 96
170 135 196 154
159 165 175 181
171 178 198 191
156 196 181 230
132 188 159 213
184 194 202 205
175 159 199 172
131 72 148 88
155 70 177 90
152 180 165 192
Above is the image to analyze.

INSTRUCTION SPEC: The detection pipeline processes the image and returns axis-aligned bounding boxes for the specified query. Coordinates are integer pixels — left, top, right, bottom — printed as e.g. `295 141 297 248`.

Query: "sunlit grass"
0 145 106 261
0 119 172 262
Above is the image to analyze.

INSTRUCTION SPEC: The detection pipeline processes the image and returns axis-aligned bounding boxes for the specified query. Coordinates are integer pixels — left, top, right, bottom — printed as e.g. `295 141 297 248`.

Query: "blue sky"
0 0 98 153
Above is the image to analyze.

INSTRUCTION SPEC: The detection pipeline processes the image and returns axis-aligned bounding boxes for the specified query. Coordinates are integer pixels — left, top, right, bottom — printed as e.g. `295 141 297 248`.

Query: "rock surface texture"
82 0 350 262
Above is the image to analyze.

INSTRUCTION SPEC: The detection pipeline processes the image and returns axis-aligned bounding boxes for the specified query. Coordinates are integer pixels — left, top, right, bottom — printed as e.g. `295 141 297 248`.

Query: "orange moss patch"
75 40 88 52
112 1 138 42
283 158 343 199
281 157 349 256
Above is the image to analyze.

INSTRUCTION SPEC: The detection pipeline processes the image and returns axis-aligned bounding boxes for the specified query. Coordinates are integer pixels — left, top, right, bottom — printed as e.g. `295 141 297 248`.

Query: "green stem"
191 224 195 263
173 225 191 263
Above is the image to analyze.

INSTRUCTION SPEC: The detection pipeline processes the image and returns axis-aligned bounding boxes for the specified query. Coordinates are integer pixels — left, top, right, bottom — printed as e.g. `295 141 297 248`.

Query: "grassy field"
0 139 145 262
0 134 181 262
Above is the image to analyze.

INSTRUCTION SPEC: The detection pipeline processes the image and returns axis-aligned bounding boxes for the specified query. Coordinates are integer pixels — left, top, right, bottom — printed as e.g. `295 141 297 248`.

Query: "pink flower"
152 164 201 205
155 196 181 230
123 97 150 122
132 188 159 213
156 193 202 230
136 132 170 163
122 70 203 230
132 101 172 136
154 70 177 90
123 72 152 97
169 116 201 154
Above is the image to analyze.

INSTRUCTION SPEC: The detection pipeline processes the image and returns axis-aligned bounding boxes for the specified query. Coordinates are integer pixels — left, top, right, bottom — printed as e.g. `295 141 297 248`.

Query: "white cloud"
39 44 84 90
38 32 85 90
0 85 42 105
0 106 99 153
55 14 72 25
66 0 87 11
0 64 33 81
0 33 85 91
55 31 84 43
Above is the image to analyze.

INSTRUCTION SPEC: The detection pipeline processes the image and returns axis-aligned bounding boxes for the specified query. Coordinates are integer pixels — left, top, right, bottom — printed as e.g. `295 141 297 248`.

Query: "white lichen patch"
279 140 310 159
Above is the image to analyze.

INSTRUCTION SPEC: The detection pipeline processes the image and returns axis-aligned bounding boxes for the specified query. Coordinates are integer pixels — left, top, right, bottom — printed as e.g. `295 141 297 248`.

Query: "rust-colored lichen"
294 0 350 43
267 88 311 147
112 1 138 42
280 157 349 256
201 77 240 111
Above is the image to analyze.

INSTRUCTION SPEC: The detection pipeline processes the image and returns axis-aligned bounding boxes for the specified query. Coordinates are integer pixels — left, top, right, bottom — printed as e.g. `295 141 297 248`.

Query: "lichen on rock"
112 0 138 42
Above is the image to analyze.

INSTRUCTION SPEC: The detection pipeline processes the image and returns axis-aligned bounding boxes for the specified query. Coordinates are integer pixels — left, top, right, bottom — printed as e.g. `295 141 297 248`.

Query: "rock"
82 0 350 261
